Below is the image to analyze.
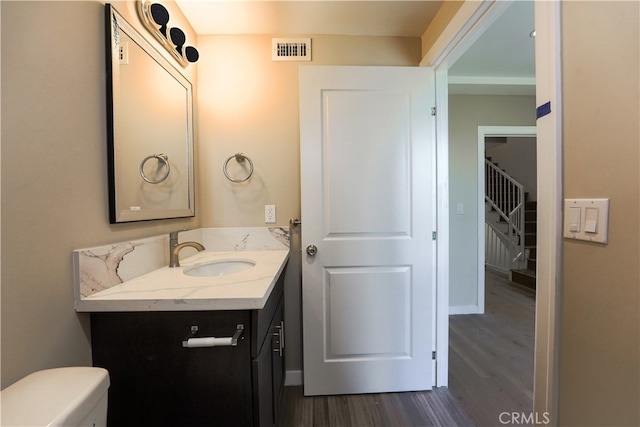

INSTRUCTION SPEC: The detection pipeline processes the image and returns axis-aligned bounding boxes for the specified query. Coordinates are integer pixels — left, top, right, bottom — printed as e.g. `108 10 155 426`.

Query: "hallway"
448 269 535 425
280 270 535 426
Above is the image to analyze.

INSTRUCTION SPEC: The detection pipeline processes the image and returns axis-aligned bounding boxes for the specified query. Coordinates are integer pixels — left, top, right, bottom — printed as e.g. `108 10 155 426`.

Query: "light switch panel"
563 198 609 244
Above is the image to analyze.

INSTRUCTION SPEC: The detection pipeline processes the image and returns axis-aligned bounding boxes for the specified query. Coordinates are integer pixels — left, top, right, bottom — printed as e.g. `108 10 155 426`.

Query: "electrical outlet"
265 205 276 223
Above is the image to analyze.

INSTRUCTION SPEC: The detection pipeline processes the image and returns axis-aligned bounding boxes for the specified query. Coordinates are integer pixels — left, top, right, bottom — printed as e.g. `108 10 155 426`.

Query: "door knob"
306 245 318 256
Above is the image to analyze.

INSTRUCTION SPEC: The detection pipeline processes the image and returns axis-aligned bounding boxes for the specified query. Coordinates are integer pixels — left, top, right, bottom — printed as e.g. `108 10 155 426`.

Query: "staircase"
510 200 537 289
485 157 537 290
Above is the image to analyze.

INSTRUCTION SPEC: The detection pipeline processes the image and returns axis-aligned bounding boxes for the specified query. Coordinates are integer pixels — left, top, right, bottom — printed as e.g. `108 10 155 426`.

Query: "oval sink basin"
183 259 256 277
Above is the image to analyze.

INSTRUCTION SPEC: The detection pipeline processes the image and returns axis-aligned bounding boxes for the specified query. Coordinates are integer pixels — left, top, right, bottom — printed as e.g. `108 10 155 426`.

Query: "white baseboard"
485 264 510 276
285 370 303 386
449 305 480 315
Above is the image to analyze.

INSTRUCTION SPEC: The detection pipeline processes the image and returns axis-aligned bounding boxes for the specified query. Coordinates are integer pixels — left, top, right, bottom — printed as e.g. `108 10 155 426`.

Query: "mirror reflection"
106 5 195 223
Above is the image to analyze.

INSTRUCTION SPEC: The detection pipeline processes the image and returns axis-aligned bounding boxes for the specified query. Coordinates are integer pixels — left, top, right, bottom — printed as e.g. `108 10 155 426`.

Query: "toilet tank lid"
1 367 110 427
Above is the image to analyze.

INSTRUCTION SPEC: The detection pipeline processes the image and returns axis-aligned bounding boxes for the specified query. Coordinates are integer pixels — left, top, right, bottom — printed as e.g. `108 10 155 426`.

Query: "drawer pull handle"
182 324 244 348
273 321 285 356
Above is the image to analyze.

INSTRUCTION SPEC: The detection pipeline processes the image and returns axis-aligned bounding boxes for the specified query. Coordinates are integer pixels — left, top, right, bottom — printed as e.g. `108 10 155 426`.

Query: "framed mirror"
106 4 195 223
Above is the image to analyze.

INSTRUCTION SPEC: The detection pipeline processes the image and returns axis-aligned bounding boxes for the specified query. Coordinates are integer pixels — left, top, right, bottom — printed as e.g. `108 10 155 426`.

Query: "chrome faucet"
169 230 205 267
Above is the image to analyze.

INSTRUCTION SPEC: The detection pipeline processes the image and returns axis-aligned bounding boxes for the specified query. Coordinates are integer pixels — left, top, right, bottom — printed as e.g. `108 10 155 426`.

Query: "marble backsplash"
73 227 289 301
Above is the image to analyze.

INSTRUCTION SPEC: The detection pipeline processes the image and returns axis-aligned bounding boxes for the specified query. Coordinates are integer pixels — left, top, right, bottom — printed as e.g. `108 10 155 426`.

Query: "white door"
299 66 436 396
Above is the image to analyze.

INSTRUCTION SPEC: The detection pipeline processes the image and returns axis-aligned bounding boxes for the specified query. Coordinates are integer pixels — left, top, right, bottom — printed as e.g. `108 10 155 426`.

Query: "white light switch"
584 207 598 233
563 199 609 244
569 207 581 232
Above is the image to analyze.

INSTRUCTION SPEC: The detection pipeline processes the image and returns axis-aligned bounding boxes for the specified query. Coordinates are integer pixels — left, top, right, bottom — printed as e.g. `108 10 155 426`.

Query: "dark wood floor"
447 270 535 426
279 270 535 426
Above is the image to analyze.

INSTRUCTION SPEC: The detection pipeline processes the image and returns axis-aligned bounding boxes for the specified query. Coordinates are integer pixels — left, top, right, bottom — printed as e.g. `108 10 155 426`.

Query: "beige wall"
197 34 421 228
448 94 536 309
0 0 198 388
421 0 464 58
559 1 640 425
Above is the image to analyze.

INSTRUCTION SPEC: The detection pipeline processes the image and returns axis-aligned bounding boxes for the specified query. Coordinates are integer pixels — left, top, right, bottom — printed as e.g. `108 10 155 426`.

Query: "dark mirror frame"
106 4 195 223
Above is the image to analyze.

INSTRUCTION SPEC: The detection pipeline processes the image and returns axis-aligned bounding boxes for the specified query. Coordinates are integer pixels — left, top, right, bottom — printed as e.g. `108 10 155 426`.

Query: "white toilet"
0 367 110 427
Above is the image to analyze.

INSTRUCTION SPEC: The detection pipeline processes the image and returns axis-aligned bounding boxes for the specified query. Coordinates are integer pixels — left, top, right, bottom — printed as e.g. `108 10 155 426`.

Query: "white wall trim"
478 125 538 315
285 370 303 386
533 1 563 424
434 69 450 387
479 126 538 138
423 1 561 414
449 305 480 315
449 75 536 86
423 0 517 390
420 0 513 70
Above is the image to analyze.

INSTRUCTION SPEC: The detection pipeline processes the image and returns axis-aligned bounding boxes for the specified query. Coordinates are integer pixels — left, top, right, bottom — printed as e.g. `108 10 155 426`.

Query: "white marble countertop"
75 250 289 312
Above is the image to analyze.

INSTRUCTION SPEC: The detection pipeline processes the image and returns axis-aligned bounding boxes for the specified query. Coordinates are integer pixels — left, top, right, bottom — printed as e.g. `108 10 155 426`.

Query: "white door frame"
423 0 515 389
423 0 563 421
477 125 537 314
531 2 563 423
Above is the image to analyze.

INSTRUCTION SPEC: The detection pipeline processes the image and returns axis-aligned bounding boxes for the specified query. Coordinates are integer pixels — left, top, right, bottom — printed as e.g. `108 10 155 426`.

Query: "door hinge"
431 107 436 116
432 351 436 360
432 231 437 240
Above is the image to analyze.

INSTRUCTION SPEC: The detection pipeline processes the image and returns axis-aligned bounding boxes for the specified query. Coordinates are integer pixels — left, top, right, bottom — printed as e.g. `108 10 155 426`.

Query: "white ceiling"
449 1 535 95
176 1 443 37
176 0 535 95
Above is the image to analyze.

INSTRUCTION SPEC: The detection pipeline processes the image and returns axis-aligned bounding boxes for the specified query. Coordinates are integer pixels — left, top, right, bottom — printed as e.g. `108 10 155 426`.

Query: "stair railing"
485 220 513 274
485 159 525 268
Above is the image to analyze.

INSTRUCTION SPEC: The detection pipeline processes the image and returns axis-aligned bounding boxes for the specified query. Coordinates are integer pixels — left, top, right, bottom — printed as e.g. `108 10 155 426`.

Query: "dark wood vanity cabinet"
253 294 285 427
90 275 285 427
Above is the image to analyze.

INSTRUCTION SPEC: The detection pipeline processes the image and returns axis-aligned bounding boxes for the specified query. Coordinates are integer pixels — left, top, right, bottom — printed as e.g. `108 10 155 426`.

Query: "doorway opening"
424 2 555 421
431 0 563 417
478 126 537 313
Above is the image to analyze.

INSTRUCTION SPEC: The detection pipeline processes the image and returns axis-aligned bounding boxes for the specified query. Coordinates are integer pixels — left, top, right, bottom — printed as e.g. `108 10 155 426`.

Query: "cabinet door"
91 311 253 427
252 296 285 426
271 307 285 424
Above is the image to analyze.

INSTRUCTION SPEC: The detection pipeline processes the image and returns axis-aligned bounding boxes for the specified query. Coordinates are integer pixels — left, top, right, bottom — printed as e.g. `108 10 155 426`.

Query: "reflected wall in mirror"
106 4 195 223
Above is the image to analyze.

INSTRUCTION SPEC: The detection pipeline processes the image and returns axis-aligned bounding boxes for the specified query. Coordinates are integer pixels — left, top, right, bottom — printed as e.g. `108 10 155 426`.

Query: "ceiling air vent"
272 38 311 61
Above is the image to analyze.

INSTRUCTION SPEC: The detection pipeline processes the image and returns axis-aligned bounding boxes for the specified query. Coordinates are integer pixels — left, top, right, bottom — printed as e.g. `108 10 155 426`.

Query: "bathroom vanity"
80 249 289 427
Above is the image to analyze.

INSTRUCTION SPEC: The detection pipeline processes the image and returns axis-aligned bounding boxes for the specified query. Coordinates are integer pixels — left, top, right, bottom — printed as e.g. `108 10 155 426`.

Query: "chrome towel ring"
139 153 170 184
223 153 254 183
